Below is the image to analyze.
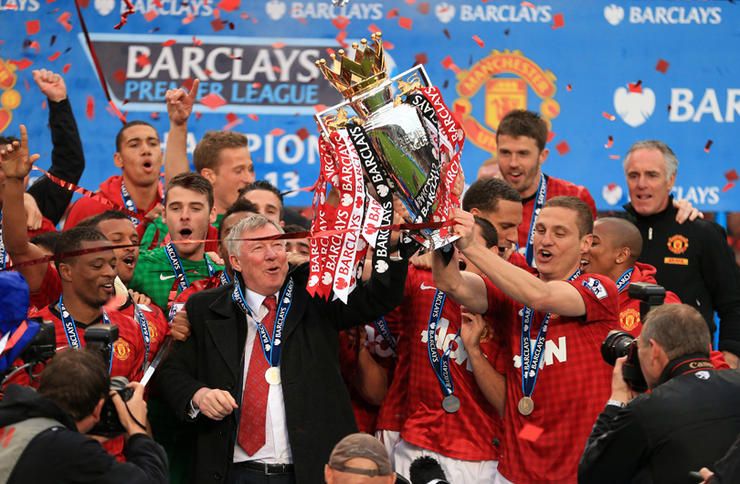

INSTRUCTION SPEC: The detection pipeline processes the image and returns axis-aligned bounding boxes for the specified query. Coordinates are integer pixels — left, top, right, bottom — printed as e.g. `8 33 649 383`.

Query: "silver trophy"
314 33 460 249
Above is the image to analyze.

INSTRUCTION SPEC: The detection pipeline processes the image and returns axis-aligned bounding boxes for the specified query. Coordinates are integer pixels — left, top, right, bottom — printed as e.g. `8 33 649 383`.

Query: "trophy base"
413 230 459 251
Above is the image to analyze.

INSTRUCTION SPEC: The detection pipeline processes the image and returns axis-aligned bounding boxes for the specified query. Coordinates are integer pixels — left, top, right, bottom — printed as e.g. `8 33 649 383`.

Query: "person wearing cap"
325 433 396 484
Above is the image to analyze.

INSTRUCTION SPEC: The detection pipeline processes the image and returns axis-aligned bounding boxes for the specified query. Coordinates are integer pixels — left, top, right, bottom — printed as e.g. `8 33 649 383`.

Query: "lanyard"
218 270 231 287
120 182 140 227
372 316 398 355
616 268 634 294
58 296 113 373
0 213 6 270
164 243 217 292
231 276 294 368
525 173 547 266
426 290 460 397
520 269 581 399
132 304 151 371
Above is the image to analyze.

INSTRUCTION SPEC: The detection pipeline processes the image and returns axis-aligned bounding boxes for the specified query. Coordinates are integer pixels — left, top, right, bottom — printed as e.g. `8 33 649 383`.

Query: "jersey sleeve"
571 274 619 325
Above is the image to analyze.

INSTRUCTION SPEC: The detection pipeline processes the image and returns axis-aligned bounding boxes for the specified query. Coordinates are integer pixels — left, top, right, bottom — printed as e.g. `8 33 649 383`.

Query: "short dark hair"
642 304 711 360
54 227 108 271
474 216 498 248
165 172 215 210
463 177 522 213
115 120 157 152
544 196 594 238
239 180 284 216
283 224 305 234
218 198 259 240
0 135 19 145
31 231 62 254
193 131 249 172
77 210 131 230
38 349 110 422
496 110 548 152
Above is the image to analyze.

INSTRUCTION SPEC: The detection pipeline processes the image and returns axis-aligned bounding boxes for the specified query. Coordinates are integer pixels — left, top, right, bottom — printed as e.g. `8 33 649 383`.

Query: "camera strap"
132 304 151 372
58 296 113 373
520 269 581 399
426 289 460 398
524 173 547 267
616 268 634 293
231 275 294 369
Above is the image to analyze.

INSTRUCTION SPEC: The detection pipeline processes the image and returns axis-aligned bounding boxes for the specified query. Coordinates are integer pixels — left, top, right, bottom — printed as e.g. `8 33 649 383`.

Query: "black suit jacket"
156 261 407 484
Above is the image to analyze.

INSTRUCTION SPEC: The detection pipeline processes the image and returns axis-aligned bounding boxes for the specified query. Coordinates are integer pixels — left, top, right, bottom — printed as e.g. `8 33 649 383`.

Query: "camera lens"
601 331 636 366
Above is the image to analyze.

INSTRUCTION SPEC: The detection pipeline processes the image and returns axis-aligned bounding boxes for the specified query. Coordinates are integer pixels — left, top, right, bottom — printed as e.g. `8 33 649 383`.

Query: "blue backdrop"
0 0 738 210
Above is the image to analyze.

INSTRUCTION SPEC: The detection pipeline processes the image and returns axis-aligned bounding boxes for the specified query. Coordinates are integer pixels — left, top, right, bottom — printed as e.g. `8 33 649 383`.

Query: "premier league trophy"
307 32 465 302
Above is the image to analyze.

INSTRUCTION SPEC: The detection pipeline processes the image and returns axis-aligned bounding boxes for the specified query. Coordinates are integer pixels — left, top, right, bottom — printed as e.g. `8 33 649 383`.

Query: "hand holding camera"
111 381 148 437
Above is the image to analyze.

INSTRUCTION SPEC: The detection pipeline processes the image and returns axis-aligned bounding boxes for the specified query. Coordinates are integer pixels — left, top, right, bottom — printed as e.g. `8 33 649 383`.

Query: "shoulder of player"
575 273 618 299
545 175 592 196
137 246 167 264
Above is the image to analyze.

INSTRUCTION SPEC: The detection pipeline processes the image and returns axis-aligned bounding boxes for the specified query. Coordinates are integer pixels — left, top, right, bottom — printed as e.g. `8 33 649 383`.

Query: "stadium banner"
0 0 738 210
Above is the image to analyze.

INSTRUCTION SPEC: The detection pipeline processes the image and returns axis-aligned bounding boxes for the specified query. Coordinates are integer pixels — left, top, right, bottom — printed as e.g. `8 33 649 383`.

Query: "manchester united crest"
619 308 640 332
147 322 159 344
113 340 132 361
667 234 689 255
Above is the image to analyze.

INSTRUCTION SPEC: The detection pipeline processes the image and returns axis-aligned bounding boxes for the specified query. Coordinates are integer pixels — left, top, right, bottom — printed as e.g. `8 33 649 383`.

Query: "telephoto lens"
601 331 648 393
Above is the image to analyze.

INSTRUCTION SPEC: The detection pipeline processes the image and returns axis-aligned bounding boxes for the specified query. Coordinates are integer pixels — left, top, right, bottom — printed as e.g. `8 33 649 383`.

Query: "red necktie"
237 295 277 456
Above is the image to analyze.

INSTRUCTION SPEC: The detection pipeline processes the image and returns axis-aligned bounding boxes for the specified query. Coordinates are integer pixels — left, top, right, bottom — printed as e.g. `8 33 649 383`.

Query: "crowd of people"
0 68 739 484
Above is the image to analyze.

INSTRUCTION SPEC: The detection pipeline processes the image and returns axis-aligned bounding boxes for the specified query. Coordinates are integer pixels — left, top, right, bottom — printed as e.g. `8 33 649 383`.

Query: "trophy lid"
316 32 388 99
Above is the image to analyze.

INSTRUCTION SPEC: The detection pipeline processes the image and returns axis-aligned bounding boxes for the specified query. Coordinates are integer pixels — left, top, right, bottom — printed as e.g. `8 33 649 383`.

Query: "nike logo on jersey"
420 282 436 291
159 274 176 281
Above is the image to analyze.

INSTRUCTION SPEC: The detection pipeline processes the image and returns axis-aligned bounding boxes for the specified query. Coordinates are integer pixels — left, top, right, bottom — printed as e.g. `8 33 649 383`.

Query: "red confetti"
628 81 642 94
368 24 381 34
223 112 242 131
336 30 348 49
332 15 349 30
143 10 158 22
399 17 413 30
272 42 286 49
192 36 203 46
62 63 71 74
722 183 735 193
217 0 240 11
296 127 310 140
551 12 565 29
609 154 621 160
113 69 126 84
314 104 328 113
605 135 614 149
521 1 535 7
25 20 40 36
472 35 485 48
150 112 160 120
200 93 227 110
41 100 47 110
26 41 40 52
247 113 259 121
86 96 94 120
162 39 177 47
387 8 399 19
602 111 616 121
47 51 61 62
704 140 713 153
182 13 195 25
656 59 669 73
269 128 285 136
518 423 544 442
725 169 739 182
57 11 73 32
414 53 428 65
136 54 150 67
547 131 556 143
10 59 33 70
555 141 570 155
441 55 460 74
418 2 430 14
211 19 225 32
566 84 573 92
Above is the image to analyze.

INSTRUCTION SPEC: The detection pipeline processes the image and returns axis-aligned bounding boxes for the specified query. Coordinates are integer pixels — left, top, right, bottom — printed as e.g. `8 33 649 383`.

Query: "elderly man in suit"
157 214 408 484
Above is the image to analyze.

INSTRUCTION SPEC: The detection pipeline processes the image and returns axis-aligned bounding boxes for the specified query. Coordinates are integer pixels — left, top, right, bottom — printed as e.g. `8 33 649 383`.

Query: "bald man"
583 217 680 335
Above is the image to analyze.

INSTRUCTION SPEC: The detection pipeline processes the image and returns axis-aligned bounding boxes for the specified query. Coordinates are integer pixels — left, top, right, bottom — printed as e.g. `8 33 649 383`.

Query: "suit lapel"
205 286 243 380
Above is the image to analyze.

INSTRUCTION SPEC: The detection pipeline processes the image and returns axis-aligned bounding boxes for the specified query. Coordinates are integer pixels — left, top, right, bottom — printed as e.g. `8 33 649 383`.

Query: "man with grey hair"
622 140 740 367
157 214 408 484
579 304 740 484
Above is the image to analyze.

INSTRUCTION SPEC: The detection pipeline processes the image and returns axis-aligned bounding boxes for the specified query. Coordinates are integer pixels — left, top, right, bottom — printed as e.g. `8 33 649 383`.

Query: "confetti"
57 12 73 32
551 12 564 29
86 96 94 120
722 183 735 193
314 104 328 113
269 128 286 136
336 30 348 49
441 55 460 74
62 63 71 74
628 81 642 94
223 113 242 130
47 51 61 62
472 35 485 48
296 127 310 140
211 19 226 32
162 39 177 47
609 154 621 160
443 28 451 40
192 36 203 46
143 10 158 22
332 16 350 30
546 131 556 143
725 169 738 182
417 2 430 14
247 113 259 121
136 53 151 68
602 111 616 121
521 1 535 7
566 84 573 92
518 423 544 442
200 93 227 110
150 112 160 120
704 140 713 153
414 53 428 65
272 42 286 49
368 24 381 34
656 59 669 73
555 140 570 155
25 20 40 36
9 59 33 70
182 13 195 25
217 0 240 11
399 17 413 30
387 8 399 19
605 135 614 149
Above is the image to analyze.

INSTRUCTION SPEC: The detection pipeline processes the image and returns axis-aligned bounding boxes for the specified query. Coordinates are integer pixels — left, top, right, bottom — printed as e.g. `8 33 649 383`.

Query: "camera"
19 319 56 364
90 376 134 438
601 331 647 392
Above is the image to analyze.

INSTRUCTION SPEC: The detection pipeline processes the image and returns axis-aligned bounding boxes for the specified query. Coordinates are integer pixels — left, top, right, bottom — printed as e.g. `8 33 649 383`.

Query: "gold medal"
517 396 534 416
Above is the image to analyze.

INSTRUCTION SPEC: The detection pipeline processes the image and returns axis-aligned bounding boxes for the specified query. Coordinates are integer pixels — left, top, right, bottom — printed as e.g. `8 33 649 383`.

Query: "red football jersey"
118 298 170 379
399 266 501 461
517 175 597 248
617 262 681 336
170 272 224 315
484 272 619 483
29 263 62 311
375 306 408 432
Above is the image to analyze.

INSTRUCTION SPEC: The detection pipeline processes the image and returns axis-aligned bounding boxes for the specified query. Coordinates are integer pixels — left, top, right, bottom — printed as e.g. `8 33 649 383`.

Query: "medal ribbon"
525 173 548 266
132 304 151 372
372 317 398 355
232 276 294 368
120 183 141 227
218 270 231 287
520 269 581 399
58 296 113 373
616 268 634 294
164 242 190 292
0 213 7 270
426 290 459 397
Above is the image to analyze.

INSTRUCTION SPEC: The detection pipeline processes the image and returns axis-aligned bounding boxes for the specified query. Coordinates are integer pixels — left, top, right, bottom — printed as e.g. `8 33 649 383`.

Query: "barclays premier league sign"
1 1 738 210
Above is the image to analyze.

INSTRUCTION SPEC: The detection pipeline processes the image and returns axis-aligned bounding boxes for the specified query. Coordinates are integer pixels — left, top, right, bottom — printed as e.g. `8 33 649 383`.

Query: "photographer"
579 304 740 484
0 349 167 483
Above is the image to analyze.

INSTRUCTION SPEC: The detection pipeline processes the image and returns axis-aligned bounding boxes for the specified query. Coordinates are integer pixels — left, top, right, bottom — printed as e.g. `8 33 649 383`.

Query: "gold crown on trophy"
316 32 388 98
